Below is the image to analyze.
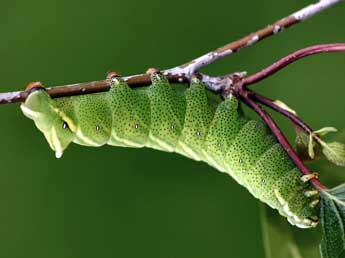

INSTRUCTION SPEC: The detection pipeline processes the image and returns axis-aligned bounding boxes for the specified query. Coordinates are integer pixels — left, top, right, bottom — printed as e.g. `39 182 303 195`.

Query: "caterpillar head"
20 90 75 158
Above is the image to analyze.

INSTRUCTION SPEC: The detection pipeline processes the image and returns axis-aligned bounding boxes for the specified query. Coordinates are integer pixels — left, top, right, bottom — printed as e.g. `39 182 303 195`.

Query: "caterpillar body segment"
21 73 319 228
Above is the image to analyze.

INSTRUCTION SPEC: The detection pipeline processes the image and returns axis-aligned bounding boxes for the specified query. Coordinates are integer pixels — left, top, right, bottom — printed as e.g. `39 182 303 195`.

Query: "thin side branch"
166 0 342 76
243 43 345 86
249 92 323 143
240 93 327 190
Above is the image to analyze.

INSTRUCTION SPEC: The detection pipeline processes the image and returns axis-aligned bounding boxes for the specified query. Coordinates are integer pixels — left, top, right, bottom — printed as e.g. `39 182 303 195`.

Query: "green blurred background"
0 1 344 257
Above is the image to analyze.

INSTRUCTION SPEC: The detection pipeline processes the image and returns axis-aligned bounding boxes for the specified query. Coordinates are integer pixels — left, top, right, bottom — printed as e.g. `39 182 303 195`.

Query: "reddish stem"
240 93 327 190
249 92 322 143
243 43 345 86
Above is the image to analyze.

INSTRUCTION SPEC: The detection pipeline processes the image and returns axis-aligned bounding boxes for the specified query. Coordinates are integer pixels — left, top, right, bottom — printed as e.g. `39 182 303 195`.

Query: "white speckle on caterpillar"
246 35 259 46
96 125 100 131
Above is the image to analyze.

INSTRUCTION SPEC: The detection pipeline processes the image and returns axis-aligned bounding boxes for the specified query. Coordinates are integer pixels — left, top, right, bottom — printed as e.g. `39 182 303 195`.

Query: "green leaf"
295 129 322 162
314 127 338 136
309 134 316 159
295 126 342 164
296 130 312 161
260 203 321 258
320 141 345 167
331 184 345 200
319 185 345 258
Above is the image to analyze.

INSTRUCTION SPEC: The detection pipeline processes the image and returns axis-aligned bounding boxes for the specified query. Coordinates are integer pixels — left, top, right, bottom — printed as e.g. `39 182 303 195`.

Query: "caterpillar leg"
25 81 45 91
309 199 320 208
106 71 121 80
274 189 319 228
300 172 319 183
21 82 47 119
146 68 161 75
106 71 122 86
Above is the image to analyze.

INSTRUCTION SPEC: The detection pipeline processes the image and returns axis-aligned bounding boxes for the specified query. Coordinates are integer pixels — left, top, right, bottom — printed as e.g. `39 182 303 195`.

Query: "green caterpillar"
20 72 320 228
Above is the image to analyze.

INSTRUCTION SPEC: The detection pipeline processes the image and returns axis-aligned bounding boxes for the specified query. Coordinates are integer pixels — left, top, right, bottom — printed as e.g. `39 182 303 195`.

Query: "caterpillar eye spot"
196 131 201 136
96 125 100 131
62 122 69 129
262 179 266 184
170 124 175 129
134 124 139 129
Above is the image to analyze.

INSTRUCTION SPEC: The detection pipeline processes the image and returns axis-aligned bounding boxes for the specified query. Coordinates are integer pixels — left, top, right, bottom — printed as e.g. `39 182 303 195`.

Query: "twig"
0 73 233 105
249 91 323 143
239 93 327 190
0 0 342 105
166 0 343 76
239 43 345 147
0 74 188 105
243 43 345 86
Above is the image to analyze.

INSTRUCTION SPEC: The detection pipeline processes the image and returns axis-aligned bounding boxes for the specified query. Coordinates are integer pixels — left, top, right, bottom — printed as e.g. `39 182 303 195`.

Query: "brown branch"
243 43 345 86
239 92 327 190
174 16 299 73
167 0 342 74
0 73 189 105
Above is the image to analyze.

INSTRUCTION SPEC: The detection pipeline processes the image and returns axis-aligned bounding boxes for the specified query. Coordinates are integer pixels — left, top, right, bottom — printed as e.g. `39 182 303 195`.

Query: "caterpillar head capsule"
20 90 75 158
